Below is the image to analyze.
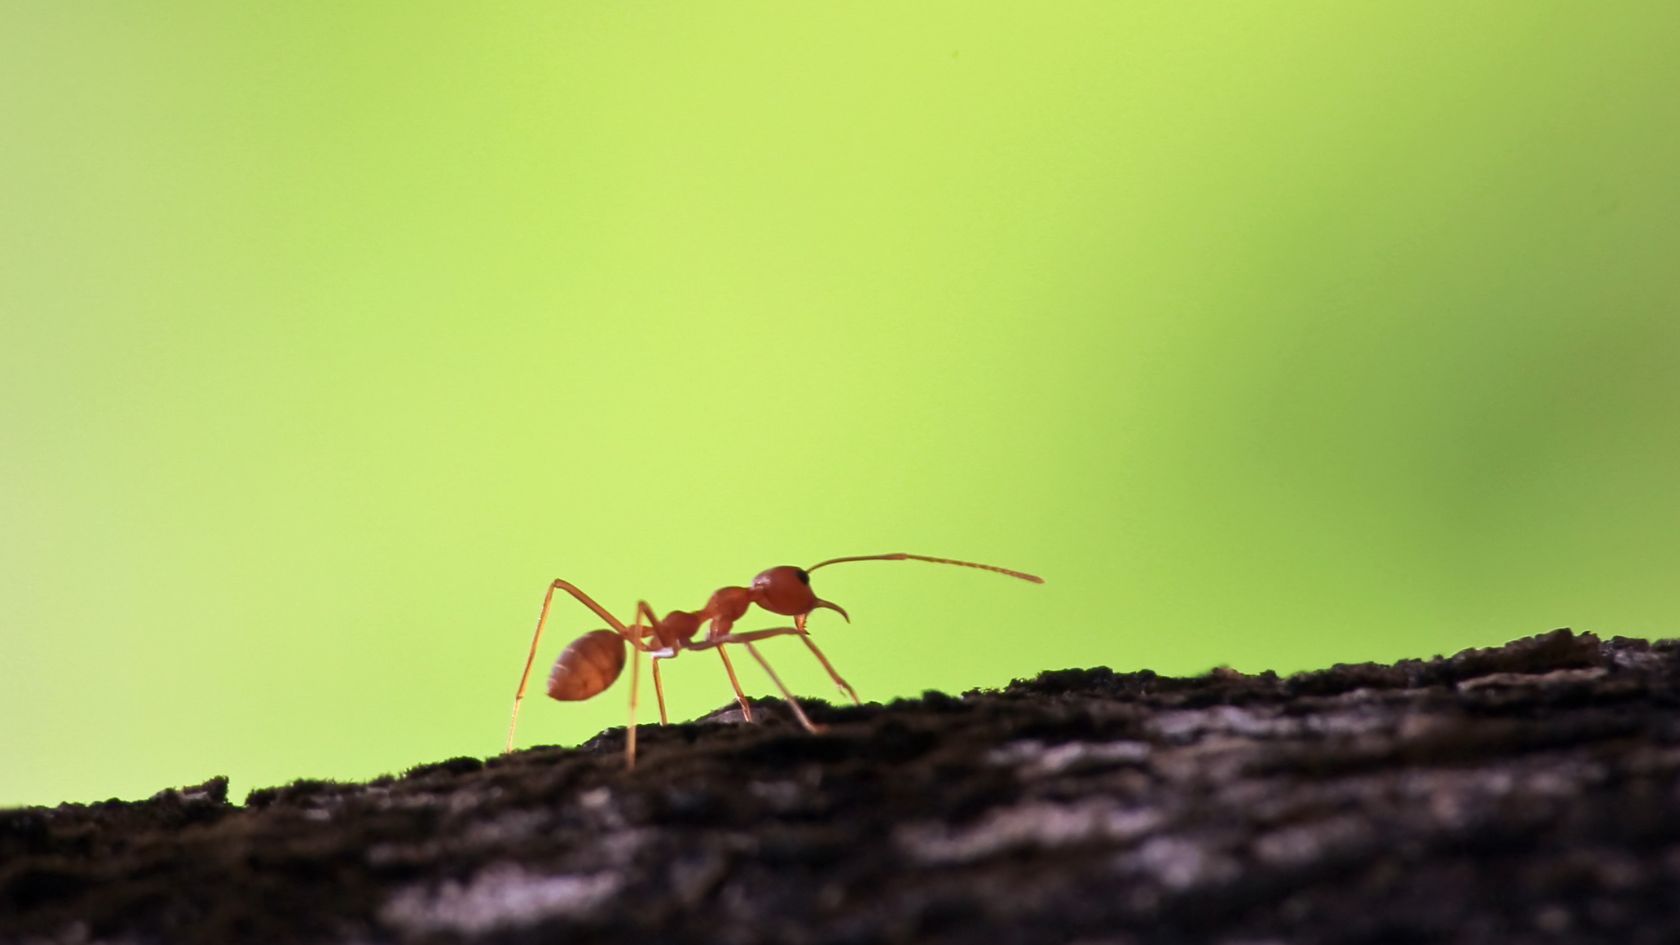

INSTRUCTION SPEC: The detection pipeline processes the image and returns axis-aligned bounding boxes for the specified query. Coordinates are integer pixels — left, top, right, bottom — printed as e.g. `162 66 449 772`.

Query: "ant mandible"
503 552 1044 766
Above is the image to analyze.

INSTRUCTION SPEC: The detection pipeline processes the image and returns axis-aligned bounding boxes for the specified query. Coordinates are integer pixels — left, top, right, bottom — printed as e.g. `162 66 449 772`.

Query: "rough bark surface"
5 629 1680 945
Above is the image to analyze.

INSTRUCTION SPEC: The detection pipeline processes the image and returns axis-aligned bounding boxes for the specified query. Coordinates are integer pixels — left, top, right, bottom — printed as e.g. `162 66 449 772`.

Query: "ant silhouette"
504 552 1043 766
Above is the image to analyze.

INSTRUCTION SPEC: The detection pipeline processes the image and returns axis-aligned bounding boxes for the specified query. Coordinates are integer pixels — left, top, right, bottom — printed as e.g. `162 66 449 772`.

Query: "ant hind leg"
651 652 672 725
507 578 644 755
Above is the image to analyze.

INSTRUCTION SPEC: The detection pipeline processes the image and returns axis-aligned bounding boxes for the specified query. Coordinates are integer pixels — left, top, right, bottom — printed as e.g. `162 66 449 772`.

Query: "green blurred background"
3 3 1678 807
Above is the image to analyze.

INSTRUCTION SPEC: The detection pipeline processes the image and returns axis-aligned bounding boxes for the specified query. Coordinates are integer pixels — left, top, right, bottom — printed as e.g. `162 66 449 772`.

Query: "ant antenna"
805 552 1044 584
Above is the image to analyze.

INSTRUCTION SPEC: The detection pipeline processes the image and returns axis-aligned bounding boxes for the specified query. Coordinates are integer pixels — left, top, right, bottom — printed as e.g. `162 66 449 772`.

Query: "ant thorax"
701 586 753 638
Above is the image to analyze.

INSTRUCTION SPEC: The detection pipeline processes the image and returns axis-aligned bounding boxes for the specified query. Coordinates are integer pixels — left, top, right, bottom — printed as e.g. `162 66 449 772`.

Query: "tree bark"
4 629 1678 944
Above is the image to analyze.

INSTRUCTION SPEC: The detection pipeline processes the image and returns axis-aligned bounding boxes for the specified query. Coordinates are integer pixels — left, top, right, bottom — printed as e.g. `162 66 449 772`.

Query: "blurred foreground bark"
4 629 1680 944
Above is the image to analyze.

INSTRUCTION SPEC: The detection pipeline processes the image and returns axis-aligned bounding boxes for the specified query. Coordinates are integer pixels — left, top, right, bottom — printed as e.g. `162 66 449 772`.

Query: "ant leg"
627 639 641 768
795 614 861 705
689 628 837 723
801 637 861 705
687 626 802 649
630 601 674 724
686 629 803 723
715 647 755 722
651 651 672 725
634 600 662 647
743 642 824 734
627 646 675 768
507 579 645 754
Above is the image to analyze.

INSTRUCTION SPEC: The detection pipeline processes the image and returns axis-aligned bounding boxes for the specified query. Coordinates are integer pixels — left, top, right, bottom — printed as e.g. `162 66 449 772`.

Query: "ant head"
751 565 814 614
751 566 849 622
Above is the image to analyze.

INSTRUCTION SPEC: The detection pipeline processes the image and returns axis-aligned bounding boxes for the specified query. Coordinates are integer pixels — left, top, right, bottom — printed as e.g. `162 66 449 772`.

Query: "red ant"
503 552 1043 766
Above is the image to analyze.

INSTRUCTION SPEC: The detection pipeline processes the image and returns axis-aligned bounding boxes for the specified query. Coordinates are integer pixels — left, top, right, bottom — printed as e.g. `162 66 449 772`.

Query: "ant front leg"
795 613 861 706
744 642 824 734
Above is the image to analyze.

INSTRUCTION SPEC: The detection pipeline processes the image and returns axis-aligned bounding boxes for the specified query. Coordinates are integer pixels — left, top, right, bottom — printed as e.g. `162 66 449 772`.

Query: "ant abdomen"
547 629 627 701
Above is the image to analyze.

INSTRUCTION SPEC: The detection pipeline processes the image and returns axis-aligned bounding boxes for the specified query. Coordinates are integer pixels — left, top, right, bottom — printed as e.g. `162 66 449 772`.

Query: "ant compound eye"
752 565 818 616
